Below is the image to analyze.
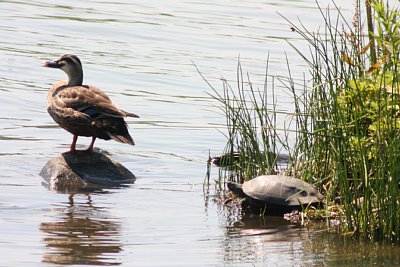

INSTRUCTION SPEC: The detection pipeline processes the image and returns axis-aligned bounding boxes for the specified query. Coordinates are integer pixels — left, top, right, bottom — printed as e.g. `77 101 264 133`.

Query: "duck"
42 54 139 154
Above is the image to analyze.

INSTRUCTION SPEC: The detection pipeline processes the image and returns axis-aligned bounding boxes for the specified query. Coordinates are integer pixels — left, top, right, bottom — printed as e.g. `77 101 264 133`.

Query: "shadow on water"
40 195 122 265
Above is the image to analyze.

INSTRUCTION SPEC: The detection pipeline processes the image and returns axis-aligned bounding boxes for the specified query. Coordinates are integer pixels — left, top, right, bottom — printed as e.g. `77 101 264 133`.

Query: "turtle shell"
241 175 323 206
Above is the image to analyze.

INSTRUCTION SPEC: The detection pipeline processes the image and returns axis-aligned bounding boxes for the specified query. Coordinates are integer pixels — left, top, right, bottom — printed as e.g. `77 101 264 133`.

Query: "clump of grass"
204 58 293 183
288 0 400 241
208 0 400 242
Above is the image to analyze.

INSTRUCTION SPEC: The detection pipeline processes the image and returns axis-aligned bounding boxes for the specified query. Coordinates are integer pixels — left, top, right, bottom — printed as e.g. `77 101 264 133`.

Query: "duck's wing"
53 85 135 119
88 86 139 118
88 86 140 118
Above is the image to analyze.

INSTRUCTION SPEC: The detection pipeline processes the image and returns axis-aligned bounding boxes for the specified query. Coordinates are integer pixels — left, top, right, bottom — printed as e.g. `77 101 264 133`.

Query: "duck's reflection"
40 195 122 265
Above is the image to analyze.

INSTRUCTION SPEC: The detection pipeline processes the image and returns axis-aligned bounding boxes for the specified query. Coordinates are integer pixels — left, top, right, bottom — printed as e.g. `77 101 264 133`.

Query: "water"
1 0 400 266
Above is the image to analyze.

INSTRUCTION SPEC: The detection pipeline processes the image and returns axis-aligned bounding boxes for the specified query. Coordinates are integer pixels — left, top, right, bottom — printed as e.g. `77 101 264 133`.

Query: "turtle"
227 175 324 215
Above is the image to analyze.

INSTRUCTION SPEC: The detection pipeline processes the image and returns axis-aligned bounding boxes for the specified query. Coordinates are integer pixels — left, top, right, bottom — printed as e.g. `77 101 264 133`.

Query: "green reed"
206 56 297 182
209 0 400 241
289 0 400 241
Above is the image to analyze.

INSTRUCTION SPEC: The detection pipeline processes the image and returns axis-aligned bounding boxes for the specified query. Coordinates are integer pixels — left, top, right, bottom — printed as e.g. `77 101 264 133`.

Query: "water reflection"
219 205 400 266
220 208 310 265
40 195 122 265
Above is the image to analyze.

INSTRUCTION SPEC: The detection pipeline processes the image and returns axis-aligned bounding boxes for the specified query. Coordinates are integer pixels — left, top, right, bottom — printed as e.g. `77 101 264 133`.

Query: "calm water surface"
1 0 400 266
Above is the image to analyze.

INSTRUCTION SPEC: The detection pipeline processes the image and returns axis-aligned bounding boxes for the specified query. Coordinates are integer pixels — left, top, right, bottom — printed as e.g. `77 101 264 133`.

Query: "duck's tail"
109 132 135 145
122 109 140 118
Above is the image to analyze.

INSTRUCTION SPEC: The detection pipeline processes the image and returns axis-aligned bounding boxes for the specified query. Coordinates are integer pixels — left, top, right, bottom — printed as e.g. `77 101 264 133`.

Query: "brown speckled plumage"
43 54 138 154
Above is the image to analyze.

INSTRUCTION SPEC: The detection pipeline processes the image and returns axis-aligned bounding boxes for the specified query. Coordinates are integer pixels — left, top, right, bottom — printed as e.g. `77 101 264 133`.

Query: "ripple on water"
2 0 399 266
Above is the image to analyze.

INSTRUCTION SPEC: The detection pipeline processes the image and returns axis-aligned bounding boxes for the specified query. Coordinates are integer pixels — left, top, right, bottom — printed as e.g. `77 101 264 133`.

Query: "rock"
40 150 136 193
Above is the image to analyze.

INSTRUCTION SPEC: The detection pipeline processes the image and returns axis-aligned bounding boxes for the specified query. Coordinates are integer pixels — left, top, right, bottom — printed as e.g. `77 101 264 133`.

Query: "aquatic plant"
287 0 400 241
209 0 400 242
205 58 289 182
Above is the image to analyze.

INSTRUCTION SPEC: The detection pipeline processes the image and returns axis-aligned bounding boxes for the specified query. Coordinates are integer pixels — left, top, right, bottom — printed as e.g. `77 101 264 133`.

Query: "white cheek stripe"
70 57 81 67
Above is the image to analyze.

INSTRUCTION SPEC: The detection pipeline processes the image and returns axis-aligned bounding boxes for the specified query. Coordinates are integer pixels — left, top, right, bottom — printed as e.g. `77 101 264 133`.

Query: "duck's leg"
63 135 78 154
85 136 96 152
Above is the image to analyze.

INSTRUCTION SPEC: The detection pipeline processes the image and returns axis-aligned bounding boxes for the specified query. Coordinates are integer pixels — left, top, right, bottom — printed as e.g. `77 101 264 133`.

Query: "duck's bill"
42 60 61 68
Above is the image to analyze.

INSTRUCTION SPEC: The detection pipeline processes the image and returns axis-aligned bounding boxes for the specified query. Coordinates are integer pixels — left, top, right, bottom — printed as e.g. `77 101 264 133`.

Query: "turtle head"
227 181 247 198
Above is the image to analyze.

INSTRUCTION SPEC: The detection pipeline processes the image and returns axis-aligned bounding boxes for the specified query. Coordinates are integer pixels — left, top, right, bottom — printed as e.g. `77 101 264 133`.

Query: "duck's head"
43 54 83 86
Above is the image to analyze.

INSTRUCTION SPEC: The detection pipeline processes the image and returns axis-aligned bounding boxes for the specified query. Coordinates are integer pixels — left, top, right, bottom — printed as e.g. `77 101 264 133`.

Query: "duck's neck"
67 66 83 86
